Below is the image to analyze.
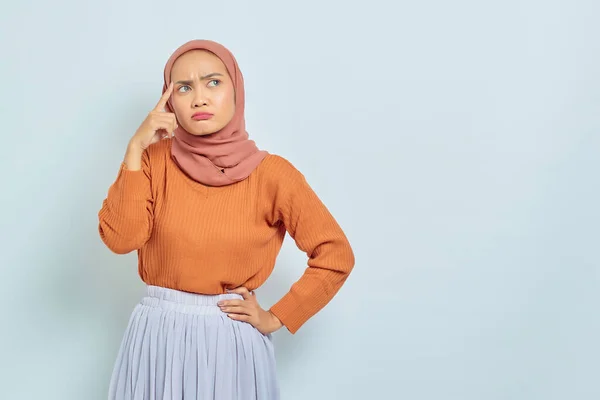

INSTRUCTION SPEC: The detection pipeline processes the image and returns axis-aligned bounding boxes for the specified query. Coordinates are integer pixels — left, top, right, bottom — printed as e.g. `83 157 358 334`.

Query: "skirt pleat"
108 285 279 400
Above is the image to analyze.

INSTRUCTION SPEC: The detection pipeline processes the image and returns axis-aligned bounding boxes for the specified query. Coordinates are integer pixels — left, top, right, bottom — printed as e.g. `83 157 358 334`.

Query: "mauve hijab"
162 40 268 187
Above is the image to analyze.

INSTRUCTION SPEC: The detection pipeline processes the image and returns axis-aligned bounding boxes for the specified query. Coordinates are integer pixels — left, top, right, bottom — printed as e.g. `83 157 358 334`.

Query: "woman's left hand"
218 287 284 335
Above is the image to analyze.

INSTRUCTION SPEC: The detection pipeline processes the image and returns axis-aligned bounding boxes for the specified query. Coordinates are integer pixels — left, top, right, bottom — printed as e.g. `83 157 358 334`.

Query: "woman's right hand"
128 82 178 152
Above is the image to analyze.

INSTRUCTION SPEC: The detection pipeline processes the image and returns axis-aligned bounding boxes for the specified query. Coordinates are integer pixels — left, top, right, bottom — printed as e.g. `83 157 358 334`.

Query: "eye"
178 85 191 93
207 79 221 87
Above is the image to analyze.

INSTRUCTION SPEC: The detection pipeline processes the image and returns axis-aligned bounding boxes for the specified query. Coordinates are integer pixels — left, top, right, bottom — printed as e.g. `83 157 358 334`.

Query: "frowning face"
169 50 236 136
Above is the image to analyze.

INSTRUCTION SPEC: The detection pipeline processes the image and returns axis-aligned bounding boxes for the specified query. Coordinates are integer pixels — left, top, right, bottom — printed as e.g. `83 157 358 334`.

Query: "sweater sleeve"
98 150 154 254
267 157 355 334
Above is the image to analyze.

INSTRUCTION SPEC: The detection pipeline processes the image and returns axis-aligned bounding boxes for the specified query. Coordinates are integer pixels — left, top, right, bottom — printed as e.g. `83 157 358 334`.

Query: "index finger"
154 82 174 112
226 287 253 299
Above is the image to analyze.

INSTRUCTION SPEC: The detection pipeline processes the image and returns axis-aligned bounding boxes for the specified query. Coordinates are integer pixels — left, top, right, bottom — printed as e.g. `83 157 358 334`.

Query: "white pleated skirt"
108 285 280 400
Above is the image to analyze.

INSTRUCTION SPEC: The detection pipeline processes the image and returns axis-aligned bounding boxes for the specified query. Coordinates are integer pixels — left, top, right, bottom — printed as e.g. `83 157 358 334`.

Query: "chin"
191 131 217 136
183 123 221 136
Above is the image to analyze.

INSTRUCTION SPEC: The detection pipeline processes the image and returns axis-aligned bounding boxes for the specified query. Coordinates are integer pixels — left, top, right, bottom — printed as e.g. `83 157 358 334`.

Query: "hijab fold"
162 40 268 187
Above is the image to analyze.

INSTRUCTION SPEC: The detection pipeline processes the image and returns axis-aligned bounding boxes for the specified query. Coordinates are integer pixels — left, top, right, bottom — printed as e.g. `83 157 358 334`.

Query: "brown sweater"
98 139 355 334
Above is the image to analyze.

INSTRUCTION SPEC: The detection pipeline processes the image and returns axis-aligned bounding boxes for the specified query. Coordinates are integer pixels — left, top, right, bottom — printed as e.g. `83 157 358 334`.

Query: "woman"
98 39 355 399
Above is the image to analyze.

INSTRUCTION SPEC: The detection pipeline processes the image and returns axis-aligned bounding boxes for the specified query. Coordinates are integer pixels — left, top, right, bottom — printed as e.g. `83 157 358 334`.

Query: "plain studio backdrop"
0 1 598 399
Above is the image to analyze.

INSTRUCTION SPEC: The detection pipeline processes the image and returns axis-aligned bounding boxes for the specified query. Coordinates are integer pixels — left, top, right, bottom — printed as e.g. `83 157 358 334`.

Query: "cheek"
169 99 189 126
215 90 236 117
169 98 184 115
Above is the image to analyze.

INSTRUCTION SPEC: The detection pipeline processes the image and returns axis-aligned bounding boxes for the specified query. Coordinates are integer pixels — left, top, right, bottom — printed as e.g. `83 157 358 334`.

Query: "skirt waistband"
140 285 243 316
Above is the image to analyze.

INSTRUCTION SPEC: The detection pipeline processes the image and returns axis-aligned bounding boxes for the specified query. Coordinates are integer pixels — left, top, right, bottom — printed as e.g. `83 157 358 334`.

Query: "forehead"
170 50 229 79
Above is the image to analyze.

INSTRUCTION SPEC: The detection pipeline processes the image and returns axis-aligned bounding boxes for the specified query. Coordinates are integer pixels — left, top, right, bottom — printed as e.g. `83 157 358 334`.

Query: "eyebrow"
175 73 224 85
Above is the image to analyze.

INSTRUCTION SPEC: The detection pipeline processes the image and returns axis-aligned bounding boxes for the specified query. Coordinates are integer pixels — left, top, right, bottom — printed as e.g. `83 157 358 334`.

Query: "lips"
192 112 213 121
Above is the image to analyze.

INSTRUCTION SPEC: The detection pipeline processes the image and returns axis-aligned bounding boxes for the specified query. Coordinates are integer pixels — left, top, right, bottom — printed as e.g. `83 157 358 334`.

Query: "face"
169 50 236 136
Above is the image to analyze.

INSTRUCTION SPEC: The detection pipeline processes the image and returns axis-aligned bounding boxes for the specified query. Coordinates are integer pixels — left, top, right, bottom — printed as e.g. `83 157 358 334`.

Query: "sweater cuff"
114 162 149 203
269 292 312 335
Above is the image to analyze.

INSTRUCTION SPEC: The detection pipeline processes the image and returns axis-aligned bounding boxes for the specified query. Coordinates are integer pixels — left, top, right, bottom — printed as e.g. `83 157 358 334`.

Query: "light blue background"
1 1 598 399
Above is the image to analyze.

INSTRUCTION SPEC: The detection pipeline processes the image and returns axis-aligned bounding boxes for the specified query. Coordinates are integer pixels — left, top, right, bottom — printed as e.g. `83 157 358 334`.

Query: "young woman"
99 39 355 399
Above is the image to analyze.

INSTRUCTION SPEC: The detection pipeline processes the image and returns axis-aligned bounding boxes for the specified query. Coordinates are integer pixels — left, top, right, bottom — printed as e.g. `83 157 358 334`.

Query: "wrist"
269 310 283 331
124 143 144 171
127 140 144 155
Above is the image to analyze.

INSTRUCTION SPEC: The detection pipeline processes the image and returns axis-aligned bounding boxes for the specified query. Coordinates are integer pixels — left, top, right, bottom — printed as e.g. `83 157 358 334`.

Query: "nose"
192 87 208 108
